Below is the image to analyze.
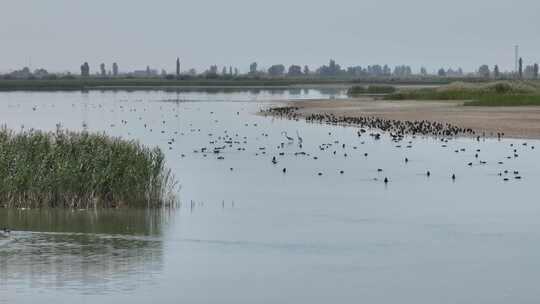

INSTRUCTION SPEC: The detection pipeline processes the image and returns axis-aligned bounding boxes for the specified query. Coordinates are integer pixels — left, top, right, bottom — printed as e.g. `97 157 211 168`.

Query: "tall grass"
386 81 540 102
0 127 177 209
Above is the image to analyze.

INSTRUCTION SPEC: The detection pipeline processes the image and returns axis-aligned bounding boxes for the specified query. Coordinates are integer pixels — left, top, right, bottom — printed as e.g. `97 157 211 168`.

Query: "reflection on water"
0 209 170 295
147 87 346 102
105 86 346 96
0 209 170 235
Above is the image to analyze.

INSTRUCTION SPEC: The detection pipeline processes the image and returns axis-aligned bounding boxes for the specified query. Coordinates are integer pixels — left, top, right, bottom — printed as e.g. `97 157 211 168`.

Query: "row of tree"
249 60 461 78
80 62 118 77
75 59 540 79
476 59 539 79
247 60 414 77
267 64 306 76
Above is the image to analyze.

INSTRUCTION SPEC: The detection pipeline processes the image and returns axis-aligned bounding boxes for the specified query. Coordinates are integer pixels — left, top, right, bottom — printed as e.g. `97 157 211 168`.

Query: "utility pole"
519 57 523 79
514 45 519 77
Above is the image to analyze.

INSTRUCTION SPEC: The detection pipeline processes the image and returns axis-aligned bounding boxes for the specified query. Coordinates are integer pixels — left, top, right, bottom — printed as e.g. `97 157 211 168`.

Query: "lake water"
1 88 540 304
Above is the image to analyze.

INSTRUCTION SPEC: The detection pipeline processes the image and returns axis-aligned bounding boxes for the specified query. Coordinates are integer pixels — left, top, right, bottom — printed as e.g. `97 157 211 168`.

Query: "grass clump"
0 127 177 209
347 85 396 96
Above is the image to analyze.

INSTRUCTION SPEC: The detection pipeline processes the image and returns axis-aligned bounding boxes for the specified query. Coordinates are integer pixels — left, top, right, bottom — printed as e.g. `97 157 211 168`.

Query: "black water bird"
0 228 10 238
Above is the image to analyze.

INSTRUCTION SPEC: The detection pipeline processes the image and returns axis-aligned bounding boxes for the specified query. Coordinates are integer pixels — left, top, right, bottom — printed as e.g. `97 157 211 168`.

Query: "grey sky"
1 0 539 74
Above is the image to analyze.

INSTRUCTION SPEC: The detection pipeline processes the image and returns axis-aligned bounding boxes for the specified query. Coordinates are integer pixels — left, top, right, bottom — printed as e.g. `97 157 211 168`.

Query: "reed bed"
0 127 177 209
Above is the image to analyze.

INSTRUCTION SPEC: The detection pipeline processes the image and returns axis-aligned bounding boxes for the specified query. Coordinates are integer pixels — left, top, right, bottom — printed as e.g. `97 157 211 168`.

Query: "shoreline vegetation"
0 77 485 91
385 81 540 106
347 85 397 96
0 128 177 209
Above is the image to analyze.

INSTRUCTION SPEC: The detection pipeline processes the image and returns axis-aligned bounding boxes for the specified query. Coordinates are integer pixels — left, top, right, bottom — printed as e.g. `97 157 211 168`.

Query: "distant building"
131 66 158 77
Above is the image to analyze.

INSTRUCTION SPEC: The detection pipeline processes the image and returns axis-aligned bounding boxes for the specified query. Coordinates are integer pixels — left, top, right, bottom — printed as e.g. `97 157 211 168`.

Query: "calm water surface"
1 89 540 303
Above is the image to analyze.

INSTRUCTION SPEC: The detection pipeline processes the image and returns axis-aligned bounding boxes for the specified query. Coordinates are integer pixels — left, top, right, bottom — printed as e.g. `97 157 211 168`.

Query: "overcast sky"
1 0 539 74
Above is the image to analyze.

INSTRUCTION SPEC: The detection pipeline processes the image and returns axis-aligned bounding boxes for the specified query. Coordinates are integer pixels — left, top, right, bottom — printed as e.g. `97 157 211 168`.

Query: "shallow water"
1 89 540 303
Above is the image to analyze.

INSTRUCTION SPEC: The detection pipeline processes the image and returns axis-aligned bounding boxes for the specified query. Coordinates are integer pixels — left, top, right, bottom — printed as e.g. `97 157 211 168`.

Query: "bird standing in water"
1 228 10 238
281 131 294 142
296 130 303 145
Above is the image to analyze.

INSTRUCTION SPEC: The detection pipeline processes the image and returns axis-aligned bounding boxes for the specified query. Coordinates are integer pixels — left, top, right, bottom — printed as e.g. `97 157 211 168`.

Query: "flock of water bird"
258 105 534 183
265 106 482 138
5 98 537 193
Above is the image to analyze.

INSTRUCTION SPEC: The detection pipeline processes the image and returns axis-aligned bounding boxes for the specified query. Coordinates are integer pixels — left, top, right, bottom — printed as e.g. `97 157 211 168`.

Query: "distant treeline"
5 59 539 82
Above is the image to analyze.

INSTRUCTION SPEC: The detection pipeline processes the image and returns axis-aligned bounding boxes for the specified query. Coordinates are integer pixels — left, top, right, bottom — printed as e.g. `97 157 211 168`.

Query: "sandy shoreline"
268 97 540 139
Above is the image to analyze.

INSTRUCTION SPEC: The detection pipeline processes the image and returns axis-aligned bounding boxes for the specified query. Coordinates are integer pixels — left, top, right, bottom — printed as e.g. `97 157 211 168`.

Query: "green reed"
0 127 177 209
